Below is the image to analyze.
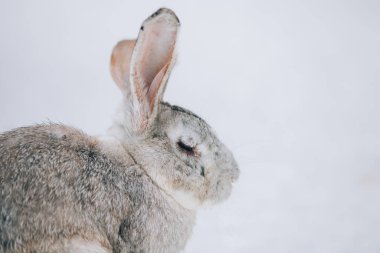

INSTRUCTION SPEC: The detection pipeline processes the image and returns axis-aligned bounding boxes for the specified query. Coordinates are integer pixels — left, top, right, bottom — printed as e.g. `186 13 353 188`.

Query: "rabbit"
0 8 239 253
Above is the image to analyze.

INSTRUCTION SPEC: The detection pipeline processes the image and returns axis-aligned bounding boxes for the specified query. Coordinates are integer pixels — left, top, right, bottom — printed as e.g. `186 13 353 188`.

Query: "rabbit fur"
0 8 239 253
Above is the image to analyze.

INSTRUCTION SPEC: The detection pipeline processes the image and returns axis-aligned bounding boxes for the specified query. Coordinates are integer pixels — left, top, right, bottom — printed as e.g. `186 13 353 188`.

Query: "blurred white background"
1 0 380 252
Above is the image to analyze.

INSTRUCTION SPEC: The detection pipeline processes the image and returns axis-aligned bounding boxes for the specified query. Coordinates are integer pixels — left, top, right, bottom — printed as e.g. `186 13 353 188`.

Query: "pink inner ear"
136 20 177 112
110 40 136 91
148 61 170 111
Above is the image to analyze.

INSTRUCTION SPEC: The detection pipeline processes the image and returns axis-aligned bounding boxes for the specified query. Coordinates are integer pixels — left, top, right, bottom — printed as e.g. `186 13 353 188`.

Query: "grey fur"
0 8 239 253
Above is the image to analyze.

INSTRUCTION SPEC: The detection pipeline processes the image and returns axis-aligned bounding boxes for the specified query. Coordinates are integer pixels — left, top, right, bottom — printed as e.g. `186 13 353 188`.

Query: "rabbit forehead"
159 103 214 142
166 120 205 145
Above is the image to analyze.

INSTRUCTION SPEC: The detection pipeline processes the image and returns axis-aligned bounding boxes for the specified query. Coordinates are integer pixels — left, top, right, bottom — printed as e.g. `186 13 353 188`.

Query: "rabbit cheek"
169 166 208 209
200 166 205 177
169 189 202 210
216 179 233 202
204 179 232 204
200 164 233 204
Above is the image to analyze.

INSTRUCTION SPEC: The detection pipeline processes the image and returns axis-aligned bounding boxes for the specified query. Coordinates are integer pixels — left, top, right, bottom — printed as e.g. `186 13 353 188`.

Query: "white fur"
167 122 201 147
48 127 67 139
108 100 134 139
170 189 201 210
96 135 123 153
67 239 109 253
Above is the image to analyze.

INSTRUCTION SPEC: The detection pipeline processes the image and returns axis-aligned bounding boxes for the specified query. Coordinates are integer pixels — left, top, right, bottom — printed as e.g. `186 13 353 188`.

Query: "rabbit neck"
98 130 201 212
96 134 197 252
125 144 203 211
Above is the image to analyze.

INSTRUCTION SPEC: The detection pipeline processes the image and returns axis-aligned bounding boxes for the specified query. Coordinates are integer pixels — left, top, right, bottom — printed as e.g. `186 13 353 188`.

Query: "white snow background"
1 0 380 252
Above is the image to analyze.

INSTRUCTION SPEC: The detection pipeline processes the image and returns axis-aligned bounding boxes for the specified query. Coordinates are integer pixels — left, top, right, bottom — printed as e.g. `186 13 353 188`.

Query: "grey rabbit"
0 8 239 253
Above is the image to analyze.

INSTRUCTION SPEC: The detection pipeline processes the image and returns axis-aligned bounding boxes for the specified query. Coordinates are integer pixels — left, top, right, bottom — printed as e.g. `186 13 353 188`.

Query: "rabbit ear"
110 8 180 134
130 8 180 132
110 39 136 93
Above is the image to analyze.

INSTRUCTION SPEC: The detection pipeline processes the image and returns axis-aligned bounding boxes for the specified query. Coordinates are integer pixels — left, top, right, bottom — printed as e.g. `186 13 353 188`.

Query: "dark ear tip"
149 7 180 25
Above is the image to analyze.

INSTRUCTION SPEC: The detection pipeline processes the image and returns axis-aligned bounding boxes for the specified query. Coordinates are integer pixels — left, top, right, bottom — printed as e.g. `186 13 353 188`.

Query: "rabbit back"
0 124 194 253
0 124 129 251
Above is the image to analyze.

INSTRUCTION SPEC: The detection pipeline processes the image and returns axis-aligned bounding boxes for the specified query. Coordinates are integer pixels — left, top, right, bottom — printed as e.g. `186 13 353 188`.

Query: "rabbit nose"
226 156 240 183
231 166 240 182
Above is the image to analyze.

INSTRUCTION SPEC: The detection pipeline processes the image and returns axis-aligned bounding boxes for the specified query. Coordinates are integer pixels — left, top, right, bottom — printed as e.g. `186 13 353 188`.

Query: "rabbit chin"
169 188 202 210
170 179 234 210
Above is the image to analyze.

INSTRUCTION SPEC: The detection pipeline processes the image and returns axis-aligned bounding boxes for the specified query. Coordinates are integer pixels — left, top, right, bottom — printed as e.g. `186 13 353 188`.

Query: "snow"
1 0 380 252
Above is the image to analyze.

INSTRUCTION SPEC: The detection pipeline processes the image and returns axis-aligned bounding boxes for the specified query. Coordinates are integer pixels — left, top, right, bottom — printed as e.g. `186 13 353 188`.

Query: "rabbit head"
109 8 239 210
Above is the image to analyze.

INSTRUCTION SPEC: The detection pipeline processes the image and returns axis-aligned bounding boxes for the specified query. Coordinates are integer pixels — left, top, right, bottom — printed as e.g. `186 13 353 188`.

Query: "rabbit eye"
177 140 195 156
